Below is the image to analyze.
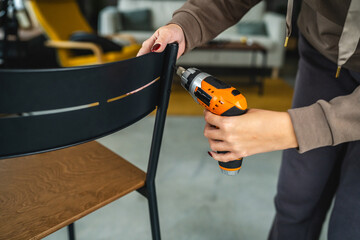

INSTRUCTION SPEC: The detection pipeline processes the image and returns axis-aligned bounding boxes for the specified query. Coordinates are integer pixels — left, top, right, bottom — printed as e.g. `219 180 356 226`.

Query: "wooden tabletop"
0 141 146 240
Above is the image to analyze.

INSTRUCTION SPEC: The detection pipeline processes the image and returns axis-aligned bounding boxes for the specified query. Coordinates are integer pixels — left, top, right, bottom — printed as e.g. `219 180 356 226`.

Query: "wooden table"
196 40 268 95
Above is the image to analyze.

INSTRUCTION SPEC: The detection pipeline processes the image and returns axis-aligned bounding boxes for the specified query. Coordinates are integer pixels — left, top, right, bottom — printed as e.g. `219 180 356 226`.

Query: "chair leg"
67 223 75 240
147 183 161 240
271 67 279 79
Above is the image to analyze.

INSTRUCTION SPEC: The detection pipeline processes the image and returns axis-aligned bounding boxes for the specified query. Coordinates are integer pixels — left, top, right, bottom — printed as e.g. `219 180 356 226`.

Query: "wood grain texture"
0 141 146 240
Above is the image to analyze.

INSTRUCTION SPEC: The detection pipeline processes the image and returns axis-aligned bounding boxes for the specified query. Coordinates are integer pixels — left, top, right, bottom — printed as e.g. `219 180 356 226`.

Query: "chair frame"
45 40 105 64
44 33 139 65
136 43 178 240
0 43 178 240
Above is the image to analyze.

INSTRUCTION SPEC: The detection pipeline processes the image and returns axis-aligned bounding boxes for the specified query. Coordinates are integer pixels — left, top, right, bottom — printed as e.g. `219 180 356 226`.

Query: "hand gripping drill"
176 66 248 176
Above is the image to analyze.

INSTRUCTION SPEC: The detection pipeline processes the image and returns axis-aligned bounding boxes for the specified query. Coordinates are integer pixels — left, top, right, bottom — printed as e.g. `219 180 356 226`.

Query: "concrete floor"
44 116 328 240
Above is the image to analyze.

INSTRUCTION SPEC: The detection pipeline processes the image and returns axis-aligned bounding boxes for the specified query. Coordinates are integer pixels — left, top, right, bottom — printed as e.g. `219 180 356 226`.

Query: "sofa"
99 0 286 77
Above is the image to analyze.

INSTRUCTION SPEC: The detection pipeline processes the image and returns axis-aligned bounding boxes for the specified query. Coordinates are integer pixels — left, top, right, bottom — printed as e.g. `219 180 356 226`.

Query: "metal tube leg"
68 223 75 240
147 183 161 240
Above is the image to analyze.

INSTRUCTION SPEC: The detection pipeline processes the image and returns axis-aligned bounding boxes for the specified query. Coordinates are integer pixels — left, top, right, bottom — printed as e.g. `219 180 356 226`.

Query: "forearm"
168 0 262 51
289 85 360 153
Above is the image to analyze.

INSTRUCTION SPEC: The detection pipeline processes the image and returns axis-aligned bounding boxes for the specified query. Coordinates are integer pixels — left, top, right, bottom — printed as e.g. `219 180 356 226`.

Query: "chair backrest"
28 0 94 63
0 44 178 167
29 0 92 41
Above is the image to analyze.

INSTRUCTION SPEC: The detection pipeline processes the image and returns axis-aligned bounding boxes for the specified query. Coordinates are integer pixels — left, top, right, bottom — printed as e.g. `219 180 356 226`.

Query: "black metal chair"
0 43 178 240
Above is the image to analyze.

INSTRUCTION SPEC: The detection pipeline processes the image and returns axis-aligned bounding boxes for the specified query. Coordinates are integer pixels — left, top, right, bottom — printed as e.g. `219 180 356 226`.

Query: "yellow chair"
28 0 141 67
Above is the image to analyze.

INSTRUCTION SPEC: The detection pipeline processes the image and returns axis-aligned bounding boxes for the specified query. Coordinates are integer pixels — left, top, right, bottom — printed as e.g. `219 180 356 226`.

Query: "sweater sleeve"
168 0 262 52
288 85 360 153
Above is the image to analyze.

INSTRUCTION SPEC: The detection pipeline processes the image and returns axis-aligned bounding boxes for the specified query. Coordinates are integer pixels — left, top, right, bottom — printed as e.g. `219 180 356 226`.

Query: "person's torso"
297 0 360 72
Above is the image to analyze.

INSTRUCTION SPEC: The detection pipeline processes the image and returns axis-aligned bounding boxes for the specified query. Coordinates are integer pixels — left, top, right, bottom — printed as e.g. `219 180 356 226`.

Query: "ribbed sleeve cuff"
288 103 333 153
168 11 202 52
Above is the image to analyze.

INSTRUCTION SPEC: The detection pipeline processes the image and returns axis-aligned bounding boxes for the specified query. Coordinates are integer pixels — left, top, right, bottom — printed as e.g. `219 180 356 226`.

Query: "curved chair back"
0 44 178 159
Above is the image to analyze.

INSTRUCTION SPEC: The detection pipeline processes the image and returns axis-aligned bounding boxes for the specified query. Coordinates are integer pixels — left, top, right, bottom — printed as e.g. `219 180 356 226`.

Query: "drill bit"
176 66 186 77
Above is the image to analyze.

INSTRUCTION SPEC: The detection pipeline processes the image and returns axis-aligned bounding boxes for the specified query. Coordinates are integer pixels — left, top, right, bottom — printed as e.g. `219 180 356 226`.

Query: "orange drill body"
176 66 248 176
196 81 247 116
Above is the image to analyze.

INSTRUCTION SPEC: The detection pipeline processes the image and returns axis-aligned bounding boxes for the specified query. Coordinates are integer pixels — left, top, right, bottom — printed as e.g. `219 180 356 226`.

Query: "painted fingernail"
151 43 161 52
208 151 213 157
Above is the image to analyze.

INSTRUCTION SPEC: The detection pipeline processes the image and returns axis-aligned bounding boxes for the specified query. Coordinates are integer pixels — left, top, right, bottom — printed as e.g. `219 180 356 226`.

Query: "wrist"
168 23 183 31
282 112 298 149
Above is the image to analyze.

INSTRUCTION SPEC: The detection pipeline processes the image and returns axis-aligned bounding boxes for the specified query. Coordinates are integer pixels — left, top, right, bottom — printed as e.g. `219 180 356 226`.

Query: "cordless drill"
176 66 248 176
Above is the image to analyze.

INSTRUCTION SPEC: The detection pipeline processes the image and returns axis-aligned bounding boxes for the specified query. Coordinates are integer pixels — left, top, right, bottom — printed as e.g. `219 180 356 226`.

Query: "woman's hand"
204 109 298 162
137 24 186 59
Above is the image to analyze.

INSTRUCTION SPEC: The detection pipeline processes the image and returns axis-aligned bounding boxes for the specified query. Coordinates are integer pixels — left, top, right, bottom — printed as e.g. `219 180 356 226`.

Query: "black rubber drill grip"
218 157 243 170
213 77 247 173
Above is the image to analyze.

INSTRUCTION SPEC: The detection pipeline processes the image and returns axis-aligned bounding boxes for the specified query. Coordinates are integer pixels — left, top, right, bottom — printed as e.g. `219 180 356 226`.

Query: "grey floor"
44 116 329 240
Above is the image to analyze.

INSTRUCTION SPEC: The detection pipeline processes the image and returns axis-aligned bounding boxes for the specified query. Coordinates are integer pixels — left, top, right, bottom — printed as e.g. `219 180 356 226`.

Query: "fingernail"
208 151 213 158
151 43 161 52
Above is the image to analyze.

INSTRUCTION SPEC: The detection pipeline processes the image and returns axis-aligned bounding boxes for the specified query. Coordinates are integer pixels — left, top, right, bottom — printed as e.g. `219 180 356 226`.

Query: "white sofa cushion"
119 0 266 29
239 1 265 22
118 0 185 29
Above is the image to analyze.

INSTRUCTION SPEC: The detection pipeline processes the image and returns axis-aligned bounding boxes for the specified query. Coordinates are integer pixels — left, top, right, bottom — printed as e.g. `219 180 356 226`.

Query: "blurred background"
2 0 329 240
